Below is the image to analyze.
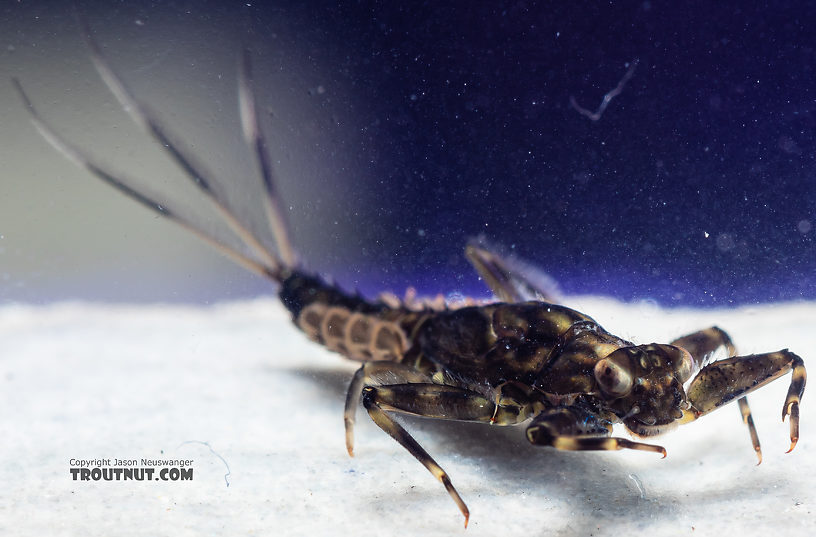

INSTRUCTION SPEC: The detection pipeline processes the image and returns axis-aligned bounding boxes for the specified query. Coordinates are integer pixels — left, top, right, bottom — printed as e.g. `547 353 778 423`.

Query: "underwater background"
2 1 814 307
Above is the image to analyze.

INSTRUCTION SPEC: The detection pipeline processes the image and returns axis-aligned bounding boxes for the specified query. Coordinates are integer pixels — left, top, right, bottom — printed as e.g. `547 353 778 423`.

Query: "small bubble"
797 219 812 234
446 291 465 306
638 298 659 316
778 135 801 155
716 233 735 252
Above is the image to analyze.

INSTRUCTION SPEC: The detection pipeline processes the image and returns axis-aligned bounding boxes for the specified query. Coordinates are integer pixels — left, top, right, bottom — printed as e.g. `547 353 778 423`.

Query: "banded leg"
525 405 667 456
359 381 539 527
670 327 763 462
682 350 806 454
670 326 736 367
465 241 560 303
344 361 432 456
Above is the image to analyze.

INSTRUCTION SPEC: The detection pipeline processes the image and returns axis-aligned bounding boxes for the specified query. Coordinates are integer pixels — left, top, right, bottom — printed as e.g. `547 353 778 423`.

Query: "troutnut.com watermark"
69 458 194 482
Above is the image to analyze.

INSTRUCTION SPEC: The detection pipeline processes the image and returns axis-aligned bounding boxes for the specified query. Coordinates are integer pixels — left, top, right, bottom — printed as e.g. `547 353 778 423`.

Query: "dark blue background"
15 1 812 307
257 1 814 306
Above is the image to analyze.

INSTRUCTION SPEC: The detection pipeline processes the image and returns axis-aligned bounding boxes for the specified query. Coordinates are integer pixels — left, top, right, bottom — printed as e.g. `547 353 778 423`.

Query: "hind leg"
351 372 542 527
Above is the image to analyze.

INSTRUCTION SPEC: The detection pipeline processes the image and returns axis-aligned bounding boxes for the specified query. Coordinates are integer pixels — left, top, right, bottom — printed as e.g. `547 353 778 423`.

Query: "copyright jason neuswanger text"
69 458 194 482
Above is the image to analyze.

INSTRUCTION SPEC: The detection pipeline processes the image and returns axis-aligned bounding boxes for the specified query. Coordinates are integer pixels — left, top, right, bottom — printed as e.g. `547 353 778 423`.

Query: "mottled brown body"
17 28 808 529
278 271 430 362
280 271 630 397
278 267 804 448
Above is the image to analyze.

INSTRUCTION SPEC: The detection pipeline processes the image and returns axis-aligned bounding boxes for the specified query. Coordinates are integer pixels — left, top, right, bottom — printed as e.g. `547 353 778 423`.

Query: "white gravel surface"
1 297 814 536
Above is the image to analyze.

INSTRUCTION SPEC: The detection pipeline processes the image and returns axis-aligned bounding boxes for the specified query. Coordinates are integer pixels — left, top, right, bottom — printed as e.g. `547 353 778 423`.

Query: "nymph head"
594 343 695 436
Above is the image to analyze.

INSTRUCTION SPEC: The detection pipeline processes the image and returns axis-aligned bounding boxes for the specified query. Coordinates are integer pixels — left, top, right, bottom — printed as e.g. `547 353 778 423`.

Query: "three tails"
13 20 296 286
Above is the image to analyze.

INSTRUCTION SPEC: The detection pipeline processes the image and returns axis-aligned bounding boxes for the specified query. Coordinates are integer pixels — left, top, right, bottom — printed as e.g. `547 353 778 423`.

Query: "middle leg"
525 404 667 456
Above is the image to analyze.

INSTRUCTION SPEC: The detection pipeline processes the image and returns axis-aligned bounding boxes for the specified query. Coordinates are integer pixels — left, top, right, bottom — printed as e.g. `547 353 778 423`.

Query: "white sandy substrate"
1 297 814 537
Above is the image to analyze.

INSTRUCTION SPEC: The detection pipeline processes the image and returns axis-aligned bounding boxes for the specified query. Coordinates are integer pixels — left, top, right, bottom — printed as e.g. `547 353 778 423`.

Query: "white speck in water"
703 231 709 238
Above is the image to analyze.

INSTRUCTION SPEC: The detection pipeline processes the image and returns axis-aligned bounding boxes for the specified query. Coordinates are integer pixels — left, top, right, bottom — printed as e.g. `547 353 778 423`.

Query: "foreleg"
671 327 763 461
682 350 806 454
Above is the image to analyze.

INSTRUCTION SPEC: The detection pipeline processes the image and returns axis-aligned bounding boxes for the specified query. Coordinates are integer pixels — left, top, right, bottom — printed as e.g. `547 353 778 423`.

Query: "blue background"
269 1 816 306
5 1 815 307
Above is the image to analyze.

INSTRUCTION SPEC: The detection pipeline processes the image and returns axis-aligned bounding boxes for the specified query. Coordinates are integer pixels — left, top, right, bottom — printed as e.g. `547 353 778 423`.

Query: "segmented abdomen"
277 271 427 362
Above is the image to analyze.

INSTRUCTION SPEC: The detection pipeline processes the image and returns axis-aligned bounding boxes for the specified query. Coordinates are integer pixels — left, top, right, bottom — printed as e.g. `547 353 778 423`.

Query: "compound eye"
672 347 695 383
594 356 633 397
